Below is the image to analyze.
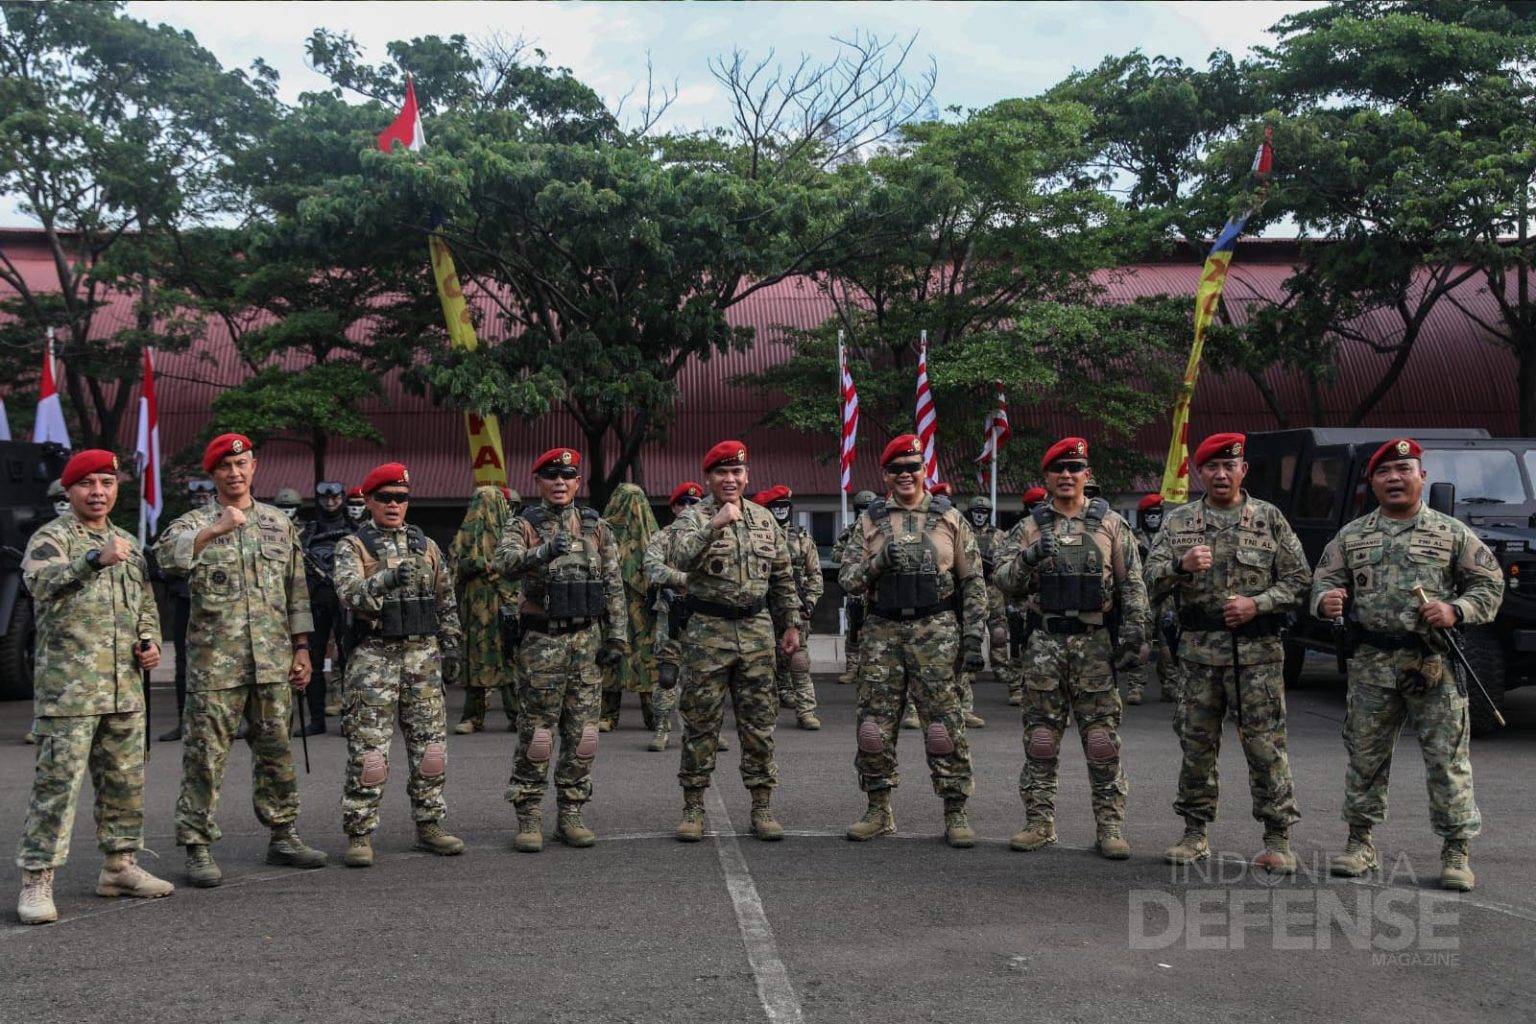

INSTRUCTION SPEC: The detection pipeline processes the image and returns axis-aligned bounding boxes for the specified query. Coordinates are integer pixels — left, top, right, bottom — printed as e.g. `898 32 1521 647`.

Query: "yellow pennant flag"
429 233 508 489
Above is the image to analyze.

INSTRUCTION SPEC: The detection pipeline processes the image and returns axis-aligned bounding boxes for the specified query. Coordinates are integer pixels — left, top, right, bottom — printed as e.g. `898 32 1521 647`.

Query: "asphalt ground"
3 660 1535 1024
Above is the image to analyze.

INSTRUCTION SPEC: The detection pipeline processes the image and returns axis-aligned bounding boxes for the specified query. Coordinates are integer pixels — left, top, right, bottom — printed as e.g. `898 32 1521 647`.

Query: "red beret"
1194 432 1246 468
202 433 253 473
930 481 952 497
669 481 703 505
60 449 119 488
533 448 580 473
702 440 748 472
1138 493 1164 511
347 486 363 500
1022 486 1047 505
880 434 924 467
1041 437 1088 472
360 462 410 495
752 484 792 505
1367 437 1422 476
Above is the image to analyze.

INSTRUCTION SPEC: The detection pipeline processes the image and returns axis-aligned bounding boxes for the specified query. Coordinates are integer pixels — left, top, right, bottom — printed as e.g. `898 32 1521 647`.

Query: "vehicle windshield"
1422 449 1528 505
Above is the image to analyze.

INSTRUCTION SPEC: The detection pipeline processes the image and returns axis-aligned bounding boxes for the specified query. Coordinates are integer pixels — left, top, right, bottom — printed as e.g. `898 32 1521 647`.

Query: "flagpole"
989 437 998 525
837 330 849 643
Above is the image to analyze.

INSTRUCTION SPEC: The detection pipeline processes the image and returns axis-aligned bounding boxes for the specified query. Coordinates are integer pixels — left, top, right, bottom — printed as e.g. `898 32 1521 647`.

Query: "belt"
684 596 766 621
519 615 596 638
1178 608 1283 638
1041 617 1100 636
869 604 954 624
1356 629 1431 654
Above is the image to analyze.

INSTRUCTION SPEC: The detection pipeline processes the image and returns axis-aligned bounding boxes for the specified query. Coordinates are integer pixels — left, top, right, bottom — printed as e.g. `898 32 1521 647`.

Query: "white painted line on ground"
705 786 805 1024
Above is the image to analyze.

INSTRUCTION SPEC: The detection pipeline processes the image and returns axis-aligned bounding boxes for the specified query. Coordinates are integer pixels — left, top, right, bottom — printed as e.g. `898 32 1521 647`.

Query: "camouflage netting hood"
603 483 658 594
451 486 509 568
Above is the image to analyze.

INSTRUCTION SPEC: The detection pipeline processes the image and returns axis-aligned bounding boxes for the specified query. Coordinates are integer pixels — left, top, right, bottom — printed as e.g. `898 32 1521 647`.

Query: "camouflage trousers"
342 640 450 836
1020 630 1126 826
508 625 602 808
651 634 681 728
775 647 817 716
462 685 518 727
175 680 300 847
840 625 862 683
1174 660 1300 829
16 713 145 870
855 614 972 800
678 626 778 792
1342 654 1479 840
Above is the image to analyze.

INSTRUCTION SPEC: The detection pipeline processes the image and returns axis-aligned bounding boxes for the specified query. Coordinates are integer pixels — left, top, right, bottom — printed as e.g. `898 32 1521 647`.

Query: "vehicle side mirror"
1428 481 1456 516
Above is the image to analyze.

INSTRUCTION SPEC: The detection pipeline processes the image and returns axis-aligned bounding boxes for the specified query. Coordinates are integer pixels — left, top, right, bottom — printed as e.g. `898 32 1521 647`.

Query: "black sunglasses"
537 467 580 481
884 461 924 476
316 481 344 497
1046 460 1088 475
675 496 701 507
372 491 410 505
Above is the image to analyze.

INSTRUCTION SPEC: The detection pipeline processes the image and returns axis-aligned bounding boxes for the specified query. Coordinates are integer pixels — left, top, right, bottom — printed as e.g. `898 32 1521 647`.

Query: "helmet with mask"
274 487 303 520
966 495 992 530
344 486 367 523
853 490 876 517
1138 493 1164 534
753 484 794 527
47 479 69 518
314 479 346 517
187 478 215 508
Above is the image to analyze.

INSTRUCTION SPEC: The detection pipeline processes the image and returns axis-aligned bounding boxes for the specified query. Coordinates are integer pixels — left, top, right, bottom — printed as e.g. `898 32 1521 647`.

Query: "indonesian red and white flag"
32 334 69 447
376 77 425 153
974 384 1010 484
914 332 940 488
135 347 163 539
839 338 859 494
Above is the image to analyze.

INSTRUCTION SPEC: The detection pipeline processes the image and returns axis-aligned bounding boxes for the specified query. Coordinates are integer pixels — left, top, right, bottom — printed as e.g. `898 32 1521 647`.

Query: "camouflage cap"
968 495 993 512
274 487 303 506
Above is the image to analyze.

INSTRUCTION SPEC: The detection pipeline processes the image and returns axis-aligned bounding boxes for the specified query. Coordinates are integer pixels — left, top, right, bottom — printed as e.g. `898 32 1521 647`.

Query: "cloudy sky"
5 1 1320 225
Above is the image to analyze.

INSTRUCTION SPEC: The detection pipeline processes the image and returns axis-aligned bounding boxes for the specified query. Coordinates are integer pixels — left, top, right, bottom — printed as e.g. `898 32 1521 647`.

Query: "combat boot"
267 826 328 869
556 805 596 848
1095 822 1131 860
1007 689 1023 707
901 710 920 730
1126 682 1145 705
1440 839 1475 892
1165 820 1210 865
96 853 174 899
344 835 373 868
963 711 987 729
1254 826 1297 875
943 799 976 849
1009 821 1057 852
453 718 482 735
717 732 731 751
184 845 223 888
845 791 896 842
749 787 784 841
1328 826 1379 878
513 804 544 853
797 712 821 731
648 720 671 752
837 668 855 686
676 788 706 843
416 822 466 856
17 869 56 925
157 723 182 742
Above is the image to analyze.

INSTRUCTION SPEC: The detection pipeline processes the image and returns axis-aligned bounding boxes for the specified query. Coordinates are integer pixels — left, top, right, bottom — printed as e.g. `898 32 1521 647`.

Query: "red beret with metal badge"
203 433 254 473
1041 437 1089 472
60 449 119 488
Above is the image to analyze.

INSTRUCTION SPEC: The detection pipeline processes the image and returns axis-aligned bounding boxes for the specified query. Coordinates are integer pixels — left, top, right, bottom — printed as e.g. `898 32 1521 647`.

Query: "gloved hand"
532 534 572 564
595 638 628 668
441 651 463 687
381 558 417 591
657 661 680 689
1020 529 1056 568
1113 645 1143 673
962 636 987 673
868 542 896 578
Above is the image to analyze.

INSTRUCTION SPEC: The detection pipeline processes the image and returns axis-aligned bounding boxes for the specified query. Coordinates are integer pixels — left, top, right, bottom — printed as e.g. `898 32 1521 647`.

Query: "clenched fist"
1317 587 1348 619
97 534 132 568
1180 545 1213 573
710 502 742 530
213 504 247 536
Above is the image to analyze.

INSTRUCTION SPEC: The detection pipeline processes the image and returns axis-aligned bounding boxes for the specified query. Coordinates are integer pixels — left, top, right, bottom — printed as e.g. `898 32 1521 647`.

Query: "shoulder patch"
29 540 61 562
1475 547 1499 572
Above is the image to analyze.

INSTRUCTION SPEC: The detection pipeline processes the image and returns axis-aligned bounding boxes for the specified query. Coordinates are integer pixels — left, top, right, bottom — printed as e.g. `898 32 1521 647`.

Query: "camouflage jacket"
1145 494 1310 666
643 519 689 594
837 493 987 646
1310 503 1504 682
155 500 313 691
668 497 801 645
973 523 1010 629
492 499 628 647
334 523 463 656
994 498 1148 648
782 522 825 627
22 515 161 717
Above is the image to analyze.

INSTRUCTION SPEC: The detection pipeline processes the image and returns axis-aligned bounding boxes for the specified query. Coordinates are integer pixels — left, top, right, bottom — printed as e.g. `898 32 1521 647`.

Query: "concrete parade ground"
3 661 1534 1024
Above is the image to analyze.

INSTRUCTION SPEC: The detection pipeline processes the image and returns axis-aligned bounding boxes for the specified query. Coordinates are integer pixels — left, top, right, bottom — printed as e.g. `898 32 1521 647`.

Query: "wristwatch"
86 549 103 571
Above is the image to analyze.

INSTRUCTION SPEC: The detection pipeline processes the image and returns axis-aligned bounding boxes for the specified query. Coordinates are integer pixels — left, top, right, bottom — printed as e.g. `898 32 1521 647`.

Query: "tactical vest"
303 517 351 578
522 504 606 619
356 523 439 639
868 496 951 616
1034 498 1110 615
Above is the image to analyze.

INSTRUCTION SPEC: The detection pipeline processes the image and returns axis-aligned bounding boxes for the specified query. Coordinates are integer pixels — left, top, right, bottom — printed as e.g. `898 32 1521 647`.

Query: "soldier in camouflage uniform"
1132 493 1180 706
839 435 986 848
1145 434 1310 873
1003 486 1050 707
667 441 802 843
996 438 1148 860
154 434 327 887
961 495 1011 729
333 463 466 867
1313 437 1504 892
15 451 174 925
451 486 519 734
599 484 661 734
23 481 75 747
298 480 353 735
757 485 825 730
644 482 724 753
493 448 629 852
831 490 876 685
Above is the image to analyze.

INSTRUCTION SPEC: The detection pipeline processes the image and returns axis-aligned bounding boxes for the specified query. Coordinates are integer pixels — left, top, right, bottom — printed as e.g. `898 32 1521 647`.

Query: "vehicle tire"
0 596 36 701
1282 639 1306 689
1460 626 1506 738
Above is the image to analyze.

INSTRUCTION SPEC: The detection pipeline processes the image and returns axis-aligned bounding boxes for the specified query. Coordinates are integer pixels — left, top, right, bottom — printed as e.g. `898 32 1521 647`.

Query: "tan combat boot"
963 711 987 729
1329 826 1378 878
17 869 57 925
1096 822 1131 860
901 709 920 729
1253 826 1297 875
648 719 671 752
750 787 784 841
1009 820 1057 852
1440 839 1475 892
1007 688 1023 707
676 788 706 843
416 822 466 856
556 805 596 848
97 853 174 899
797 712 821 731
943 799 976 849
1165 821 1210 865
845 791 896 842
453 718 482 735
344 835 373 868
513 804 544 853
1126 682 1145 705
184 845 223 888
267 826 328 869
